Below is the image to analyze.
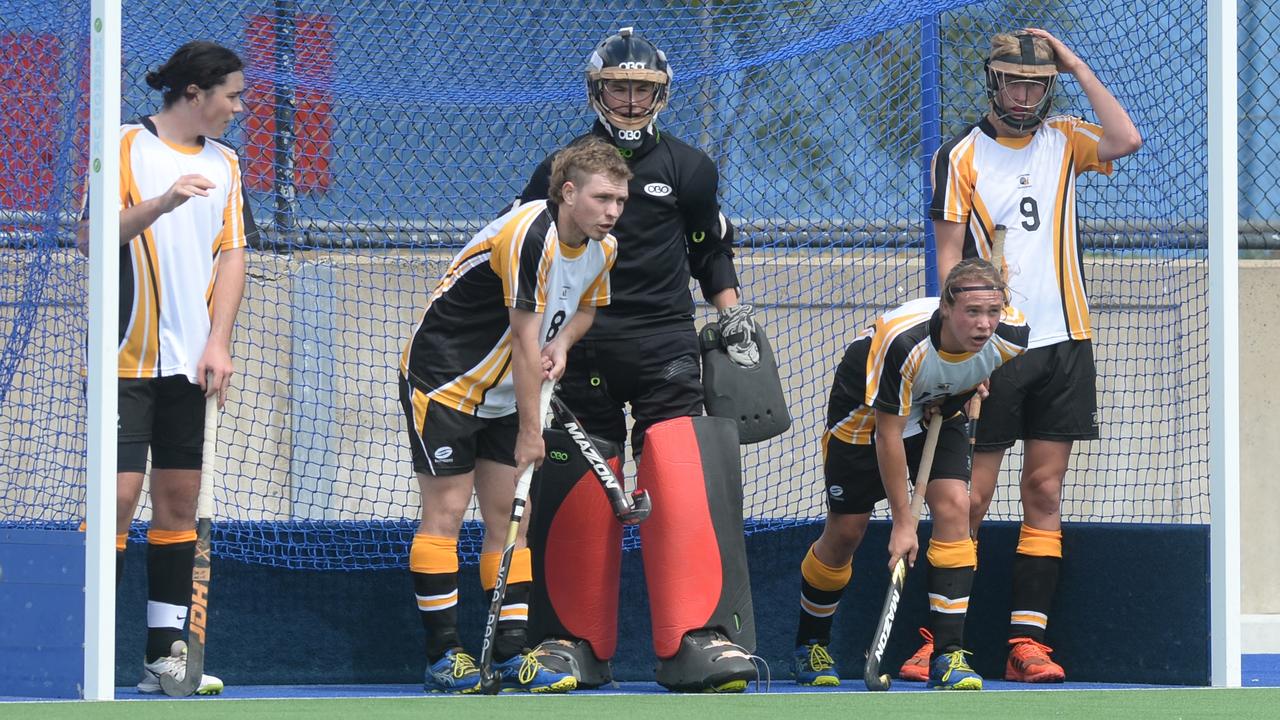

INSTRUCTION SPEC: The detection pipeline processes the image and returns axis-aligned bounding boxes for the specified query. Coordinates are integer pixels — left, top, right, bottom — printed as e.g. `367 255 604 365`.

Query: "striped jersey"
930 115 1113 348
116 117 256 382
826 297 1030 445
400 200 617 418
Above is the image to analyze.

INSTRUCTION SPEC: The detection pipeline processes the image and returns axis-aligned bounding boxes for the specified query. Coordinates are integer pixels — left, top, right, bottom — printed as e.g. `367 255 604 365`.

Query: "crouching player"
398 138 626 693
791 258 1029 690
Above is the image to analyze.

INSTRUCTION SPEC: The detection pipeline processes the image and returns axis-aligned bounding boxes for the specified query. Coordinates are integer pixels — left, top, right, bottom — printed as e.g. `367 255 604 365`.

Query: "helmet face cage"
586 28 672 149
984 32 1058 132
986 70 1056 132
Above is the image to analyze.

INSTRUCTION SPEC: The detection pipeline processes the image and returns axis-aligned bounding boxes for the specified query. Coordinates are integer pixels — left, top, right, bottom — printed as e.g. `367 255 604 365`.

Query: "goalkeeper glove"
719 304 759 367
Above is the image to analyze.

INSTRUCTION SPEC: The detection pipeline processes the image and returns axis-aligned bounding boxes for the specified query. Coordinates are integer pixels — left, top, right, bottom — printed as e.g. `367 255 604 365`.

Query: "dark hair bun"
144 70 166 91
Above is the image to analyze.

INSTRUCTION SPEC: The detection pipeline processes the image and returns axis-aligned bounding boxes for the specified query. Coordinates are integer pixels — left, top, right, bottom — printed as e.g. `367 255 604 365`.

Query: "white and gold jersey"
931 115 1112 348
827 297 1029 444
115 117 256 381
401 200 616 418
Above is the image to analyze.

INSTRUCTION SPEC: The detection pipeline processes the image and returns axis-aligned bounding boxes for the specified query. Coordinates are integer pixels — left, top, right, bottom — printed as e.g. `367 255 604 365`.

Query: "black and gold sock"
116 532 127 586
145 528 196 663
410 533 461 663
1008 524 1062 643
481 549 532 662
926 538 976 659
795 543 851 646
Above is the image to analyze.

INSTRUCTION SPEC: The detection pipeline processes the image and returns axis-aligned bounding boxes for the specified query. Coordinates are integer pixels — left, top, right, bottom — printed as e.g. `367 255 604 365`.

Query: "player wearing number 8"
911 28 1142 684
398 138 626 693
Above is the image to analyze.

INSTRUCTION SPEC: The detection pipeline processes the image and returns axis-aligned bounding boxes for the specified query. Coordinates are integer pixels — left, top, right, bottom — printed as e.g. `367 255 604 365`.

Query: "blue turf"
5 655 1279 702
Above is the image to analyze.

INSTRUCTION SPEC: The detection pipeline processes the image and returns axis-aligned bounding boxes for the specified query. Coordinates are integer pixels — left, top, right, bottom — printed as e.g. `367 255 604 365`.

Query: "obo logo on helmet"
586 27 673 149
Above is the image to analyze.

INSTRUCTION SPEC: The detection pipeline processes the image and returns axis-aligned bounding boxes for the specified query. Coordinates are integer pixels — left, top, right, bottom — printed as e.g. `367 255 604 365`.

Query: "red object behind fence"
242 14 334 194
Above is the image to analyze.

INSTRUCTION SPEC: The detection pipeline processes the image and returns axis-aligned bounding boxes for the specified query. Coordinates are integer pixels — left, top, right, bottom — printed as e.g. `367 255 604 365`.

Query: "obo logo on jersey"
644 183 672 197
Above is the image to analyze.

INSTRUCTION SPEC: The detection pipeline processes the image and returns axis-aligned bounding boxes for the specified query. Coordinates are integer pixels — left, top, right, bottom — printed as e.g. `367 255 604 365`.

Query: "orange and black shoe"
897 627 933 682
1004 638 1066 683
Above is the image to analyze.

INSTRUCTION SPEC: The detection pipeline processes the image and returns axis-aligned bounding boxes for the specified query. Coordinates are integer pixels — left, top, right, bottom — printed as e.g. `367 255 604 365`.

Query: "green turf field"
5 690 1280 720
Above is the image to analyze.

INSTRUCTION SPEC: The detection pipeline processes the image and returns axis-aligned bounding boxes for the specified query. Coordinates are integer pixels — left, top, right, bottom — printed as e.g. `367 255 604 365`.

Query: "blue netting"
0 0 1225 570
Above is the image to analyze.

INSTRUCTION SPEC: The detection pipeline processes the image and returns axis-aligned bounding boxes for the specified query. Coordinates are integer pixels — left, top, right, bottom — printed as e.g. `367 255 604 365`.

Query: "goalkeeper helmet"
586 27 672 149
985 31 1058 132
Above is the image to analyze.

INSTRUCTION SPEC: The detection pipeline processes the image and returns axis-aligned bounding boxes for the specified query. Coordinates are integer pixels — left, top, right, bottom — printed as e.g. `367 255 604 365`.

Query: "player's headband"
945 283 1008 305
951 284 1002 294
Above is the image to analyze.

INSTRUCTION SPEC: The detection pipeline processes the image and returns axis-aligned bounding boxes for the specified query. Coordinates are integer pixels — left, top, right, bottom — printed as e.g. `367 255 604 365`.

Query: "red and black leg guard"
638 416 756 658
527 427 624 661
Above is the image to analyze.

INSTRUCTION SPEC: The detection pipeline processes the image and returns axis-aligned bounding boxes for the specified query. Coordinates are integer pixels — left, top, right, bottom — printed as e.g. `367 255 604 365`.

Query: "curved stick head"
620 489 653 525
863 668 892 692
477 669 502 695
158 671 195 697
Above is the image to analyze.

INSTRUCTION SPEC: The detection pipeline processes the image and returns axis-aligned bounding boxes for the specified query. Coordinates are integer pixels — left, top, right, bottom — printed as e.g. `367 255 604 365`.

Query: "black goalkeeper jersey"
518 123 739 340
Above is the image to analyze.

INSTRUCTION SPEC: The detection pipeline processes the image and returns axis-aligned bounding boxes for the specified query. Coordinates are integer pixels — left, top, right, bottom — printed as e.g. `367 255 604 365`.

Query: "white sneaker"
137 640 225 695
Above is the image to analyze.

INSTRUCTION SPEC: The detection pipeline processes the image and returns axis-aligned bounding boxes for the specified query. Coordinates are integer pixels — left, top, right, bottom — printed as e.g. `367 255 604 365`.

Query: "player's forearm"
119 198 170 245
1075 65 1142 160
708 286 740 311
508 310 545 434
556 308 595 348
207 248 246 350
510 342 544 434
877 441 912 522
874 412 912 521
934 220 966 288
694 254 740 304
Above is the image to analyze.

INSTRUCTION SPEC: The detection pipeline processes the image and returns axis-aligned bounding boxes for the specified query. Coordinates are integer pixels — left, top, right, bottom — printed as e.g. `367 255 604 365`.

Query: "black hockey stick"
160 396 217 697
549 394 652 525
864 412 944 691
477 380 555 694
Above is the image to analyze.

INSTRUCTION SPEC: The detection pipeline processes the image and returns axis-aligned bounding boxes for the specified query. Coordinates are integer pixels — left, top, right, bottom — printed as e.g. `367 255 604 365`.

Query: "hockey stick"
965 224 1006 469
477 380 555 695
863 412 944 691
548 394 652 525
160 395 217 697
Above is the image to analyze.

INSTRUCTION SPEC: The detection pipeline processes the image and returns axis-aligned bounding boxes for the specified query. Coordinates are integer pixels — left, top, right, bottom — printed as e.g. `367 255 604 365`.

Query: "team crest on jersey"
1018 174 1032 187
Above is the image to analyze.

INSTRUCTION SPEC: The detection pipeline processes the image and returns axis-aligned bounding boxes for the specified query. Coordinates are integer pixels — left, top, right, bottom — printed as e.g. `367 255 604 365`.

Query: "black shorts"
555 328 703 457
399 374 518 476
976 339 1099 452
117 375 205 472
823 415 971 515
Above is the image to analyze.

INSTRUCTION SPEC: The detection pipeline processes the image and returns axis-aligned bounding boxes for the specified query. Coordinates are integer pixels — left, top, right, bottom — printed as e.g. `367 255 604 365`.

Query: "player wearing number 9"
920 28 1142 684
398 138 626 693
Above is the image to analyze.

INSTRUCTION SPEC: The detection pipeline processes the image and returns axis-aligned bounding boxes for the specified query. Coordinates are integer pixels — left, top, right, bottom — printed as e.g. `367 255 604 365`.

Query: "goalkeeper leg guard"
526 428 623 688
638 416 757 692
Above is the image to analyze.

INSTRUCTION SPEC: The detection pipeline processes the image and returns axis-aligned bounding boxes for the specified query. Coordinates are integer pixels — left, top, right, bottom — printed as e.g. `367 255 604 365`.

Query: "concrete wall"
1240 262 1280 615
